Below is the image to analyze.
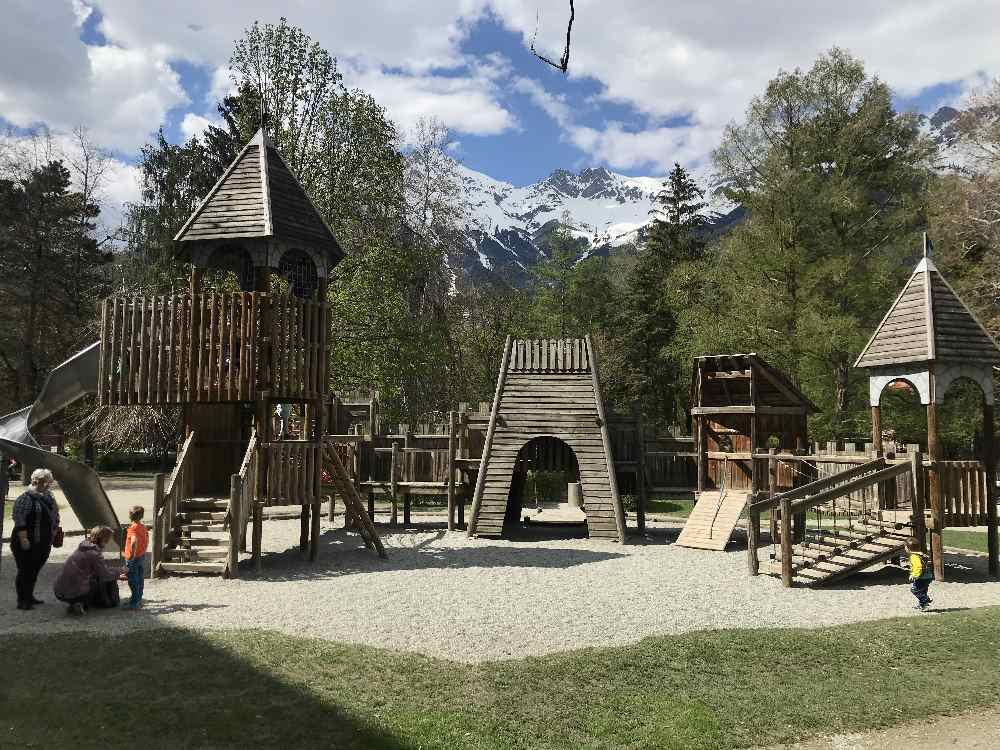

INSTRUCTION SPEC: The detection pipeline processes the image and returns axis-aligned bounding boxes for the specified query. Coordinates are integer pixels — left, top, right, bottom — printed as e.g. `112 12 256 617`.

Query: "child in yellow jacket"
908 537 933 610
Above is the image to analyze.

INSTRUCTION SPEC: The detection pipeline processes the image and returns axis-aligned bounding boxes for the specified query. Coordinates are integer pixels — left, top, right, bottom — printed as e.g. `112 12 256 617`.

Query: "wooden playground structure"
84 127 997 589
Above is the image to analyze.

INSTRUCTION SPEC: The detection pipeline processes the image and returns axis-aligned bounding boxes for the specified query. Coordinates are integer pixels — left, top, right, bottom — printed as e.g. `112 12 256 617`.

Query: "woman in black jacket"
10 468 60 610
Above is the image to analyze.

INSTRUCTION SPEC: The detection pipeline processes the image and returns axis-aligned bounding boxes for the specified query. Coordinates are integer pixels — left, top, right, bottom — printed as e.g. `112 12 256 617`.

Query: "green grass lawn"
3 608 1000 749
644 496 695 517
943 529 990 553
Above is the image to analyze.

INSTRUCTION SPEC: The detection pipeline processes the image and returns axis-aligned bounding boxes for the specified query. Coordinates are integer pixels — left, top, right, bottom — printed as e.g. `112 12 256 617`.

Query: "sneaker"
913 604 925 611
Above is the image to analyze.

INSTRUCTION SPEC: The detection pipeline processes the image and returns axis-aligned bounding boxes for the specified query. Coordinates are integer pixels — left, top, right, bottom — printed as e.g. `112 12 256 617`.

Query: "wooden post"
635 406 647 534
390 441 399 526
228 474 240 579
984 402 998 576
792 435 806 543
586 335 627 543
927 402 945 580
696 416 707 493
780 495 793 588
769 447 779 543
747 505 760 576
151 473 165 576
910 451 926 548
871 405 883 457
447 411 457 531
299 502 310 555
253 501 263 572
403 431 412 527
367 488 375 522
310 499 321 562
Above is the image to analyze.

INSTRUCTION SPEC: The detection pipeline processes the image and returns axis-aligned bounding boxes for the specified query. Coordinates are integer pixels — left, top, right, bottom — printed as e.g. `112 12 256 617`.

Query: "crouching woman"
53 526 123 615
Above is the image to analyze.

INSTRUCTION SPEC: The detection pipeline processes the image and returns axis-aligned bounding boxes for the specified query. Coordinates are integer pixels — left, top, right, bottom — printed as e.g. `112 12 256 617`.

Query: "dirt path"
764 704 1000 749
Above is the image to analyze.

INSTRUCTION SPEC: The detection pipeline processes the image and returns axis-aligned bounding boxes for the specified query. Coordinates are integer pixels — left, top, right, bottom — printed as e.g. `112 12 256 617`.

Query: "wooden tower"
678 353 816 550
467 336 626 542
97 128 346 576
855 249 1000 577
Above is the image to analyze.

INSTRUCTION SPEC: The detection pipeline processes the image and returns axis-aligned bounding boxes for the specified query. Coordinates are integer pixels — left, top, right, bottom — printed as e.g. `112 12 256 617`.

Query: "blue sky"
1 0 995 205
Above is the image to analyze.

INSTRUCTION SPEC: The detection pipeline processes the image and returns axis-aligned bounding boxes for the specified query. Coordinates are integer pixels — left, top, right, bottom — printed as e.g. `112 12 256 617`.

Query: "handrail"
153 430 196 575
228 430 259 578
749 458 886 513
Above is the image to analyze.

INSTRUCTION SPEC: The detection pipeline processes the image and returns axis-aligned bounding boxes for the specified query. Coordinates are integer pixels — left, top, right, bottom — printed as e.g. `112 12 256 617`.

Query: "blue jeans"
910 577 932 606
126 556 145 607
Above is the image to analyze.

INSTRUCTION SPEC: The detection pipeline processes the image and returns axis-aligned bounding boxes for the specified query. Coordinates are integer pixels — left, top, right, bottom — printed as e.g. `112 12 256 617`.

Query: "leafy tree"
711 48 934 439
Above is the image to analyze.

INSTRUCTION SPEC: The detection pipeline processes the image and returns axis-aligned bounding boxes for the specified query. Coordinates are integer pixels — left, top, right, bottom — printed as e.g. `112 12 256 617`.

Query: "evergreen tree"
618 164 709 426
0 160 111 406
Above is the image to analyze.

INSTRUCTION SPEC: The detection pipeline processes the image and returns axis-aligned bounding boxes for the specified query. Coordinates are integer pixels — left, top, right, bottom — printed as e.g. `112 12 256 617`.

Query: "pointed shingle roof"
174 129 343 266
855 256 1000 368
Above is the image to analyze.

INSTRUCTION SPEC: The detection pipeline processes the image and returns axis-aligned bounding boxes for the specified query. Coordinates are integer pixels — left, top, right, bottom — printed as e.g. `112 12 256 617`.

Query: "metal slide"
0 343 121 541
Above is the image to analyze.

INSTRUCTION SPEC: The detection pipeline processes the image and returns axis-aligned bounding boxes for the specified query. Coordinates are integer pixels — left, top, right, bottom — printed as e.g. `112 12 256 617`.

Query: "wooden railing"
263 441 320 506
937 460 990 526
152 431 196 575
228 431 259 578
98 292 327 405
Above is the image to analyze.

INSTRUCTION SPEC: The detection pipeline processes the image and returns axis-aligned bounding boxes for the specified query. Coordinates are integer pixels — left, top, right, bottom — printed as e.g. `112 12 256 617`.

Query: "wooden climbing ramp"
467 336 627 542
675 491 751 551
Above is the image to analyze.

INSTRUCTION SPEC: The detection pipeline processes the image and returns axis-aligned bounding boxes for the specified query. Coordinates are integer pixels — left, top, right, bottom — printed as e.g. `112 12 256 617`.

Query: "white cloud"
179 112 217 141
0 1 187 153
489 0 1000 169
568 122 723 173
513 78 571 127
351 66 517 139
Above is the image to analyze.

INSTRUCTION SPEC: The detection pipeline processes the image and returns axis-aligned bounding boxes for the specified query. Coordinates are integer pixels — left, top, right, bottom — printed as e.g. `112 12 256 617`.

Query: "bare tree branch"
530 0 575 74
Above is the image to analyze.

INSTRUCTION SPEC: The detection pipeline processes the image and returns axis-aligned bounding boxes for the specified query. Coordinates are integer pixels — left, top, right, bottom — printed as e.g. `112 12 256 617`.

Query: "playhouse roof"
174 129 343 265
691 353 818 415
854 256 1000 369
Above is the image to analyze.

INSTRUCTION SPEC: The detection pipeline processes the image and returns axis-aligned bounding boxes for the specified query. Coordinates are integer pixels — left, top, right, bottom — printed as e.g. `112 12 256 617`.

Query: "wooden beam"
690 405 808 416
984 403 998 576
586 334 626 543
468 335 513 537
927 400 945 580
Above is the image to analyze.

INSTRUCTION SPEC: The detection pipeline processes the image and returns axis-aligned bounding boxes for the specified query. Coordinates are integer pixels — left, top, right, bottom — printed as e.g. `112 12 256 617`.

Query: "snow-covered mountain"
456 162 737 284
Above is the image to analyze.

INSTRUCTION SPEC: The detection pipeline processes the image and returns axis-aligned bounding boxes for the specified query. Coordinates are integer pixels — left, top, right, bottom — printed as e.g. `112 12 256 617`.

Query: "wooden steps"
675 491 750 551
159 561 227 575
155 496 234 577
769 523 911 586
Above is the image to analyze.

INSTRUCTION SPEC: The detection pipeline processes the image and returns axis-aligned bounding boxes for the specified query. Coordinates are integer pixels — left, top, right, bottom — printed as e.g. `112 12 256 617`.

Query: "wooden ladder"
322 442 386 558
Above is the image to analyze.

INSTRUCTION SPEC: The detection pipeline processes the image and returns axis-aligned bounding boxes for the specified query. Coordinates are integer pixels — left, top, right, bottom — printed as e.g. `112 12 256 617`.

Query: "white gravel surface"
2 517 998 663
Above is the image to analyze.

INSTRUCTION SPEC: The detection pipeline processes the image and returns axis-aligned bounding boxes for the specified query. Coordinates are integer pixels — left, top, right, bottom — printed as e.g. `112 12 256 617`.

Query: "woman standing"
11 468 61 610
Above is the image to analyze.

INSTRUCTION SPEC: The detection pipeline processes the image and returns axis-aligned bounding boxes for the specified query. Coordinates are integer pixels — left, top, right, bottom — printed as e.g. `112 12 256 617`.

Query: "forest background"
2 18 999 461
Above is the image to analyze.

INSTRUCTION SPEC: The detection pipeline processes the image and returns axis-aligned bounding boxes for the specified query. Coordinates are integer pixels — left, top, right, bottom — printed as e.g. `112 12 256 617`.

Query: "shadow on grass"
820 551 997 591
245 526 627 582
0 629 409 749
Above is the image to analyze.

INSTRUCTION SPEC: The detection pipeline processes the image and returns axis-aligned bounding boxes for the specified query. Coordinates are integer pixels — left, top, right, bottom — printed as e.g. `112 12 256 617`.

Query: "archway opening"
506 436 582 529
878 378 927 453
938 377 986 460
204 245 254 292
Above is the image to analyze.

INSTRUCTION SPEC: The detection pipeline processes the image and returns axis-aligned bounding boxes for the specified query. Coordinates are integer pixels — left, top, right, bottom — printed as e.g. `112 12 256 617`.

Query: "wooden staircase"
767 519 912 586
159 498 231 575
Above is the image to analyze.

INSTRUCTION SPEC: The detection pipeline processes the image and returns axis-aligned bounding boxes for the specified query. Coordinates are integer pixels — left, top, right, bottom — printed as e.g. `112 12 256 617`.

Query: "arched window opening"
278 249 318 299
878 379 927 453
507 436 581 523
204 245 254 292
938 378 986 460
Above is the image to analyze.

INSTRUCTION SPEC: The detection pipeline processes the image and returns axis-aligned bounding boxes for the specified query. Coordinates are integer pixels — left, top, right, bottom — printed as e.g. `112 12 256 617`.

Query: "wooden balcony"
97 292 327 405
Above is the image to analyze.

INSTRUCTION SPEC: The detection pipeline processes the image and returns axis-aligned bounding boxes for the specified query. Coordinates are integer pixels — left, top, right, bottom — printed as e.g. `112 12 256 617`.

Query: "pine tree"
620 164 709 426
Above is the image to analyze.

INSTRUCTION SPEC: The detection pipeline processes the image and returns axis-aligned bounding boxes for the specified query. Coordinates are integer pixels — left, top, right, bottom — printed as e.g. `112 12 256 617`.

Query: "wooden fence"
262 441 320 506
98 292 326 405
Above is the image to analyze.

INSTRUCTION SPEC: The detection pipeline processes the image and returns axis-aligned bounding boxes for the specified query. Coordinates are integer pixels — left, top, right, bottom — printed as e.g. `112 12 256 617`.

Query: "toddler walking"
123 506 149 610
907 537 933 611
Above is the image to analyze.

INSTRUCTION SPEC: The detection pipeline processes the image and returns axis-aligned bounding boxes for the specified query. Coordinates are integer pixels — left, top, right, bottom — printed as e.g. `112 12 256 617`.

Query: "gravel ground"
2 517 998 663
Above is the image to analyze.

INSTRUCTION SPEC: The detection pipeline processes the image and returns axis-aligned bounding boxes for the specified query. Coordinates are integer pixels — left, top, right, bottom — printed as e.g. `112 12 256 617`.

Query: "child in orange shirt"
122 506 149 610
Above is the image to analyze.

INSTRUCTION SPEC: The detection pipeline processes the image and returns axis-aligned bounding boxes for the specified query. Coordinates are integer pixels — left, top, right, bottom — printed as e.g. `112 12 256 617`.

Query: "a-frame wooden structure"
467 336 627 542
